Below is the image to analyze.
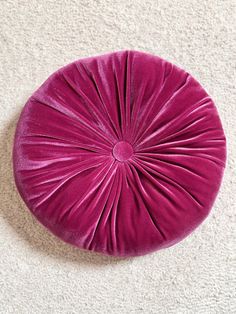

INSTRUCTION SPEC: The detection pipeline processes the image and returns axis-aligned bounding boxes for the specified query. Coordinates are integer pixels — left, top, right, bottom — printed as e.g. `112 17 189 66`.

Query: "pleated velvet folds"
13 51 226 256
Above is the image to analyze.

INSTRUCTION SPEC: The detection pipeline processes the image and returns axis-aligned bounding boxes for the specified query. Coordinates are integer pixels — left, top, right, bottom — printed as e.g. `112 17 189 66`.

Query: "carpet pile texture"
0 1 235 313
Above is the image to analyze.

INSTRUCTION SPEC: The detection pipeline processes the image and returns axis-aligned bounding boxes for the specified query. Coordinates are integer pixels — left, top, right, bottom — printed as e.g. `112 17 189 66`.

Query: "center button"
112 141 133 162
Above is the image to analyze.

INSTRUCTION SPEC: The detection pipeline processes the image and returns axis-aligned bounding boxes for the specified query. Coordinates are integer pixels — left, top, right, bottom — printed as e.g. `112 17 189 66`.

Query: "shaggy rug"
0 1 235 313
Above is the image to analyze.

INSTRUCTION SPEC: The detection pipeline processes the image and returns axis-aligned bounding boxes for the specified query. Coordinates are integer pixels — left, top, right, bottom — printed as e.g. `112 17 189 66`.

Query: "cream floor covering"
0 1 235 313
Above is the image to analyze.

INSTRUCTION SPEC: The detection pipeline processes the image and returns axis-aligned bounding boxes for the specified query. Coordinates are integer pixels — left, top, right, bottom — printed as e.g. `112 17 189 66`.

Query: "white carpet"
0 1 235 313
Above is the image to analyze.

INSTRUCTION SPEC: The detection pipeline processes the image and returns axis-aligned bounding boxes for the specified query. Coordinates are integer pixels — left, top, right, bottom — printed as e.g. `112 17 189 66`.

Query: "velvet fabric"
13 51 226 257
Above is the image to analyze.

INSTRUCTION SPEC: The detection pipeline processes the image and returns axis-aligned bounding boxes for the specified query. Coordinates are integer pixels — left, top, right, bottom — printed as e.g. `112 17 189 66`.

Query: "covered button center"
112 141 133 162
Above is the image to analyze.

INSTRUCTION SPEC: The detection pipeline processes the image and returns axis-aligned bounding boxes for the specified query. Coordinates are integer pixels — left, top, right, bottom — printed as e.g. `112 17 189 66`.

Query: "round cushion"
13 51 226 257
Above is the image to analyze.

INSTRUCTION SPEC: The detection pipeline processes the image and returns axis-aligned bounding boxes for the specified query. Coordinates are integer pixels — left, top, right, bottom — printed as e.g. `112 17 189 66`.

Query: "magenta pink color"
113 141 133 162
13 51 226 257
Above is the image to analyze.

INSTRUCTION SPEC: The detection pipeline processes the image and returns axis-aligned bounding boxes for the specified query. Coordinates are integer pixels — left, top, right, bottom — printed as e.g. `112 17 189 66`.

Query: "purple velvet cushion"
13 51 226 257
